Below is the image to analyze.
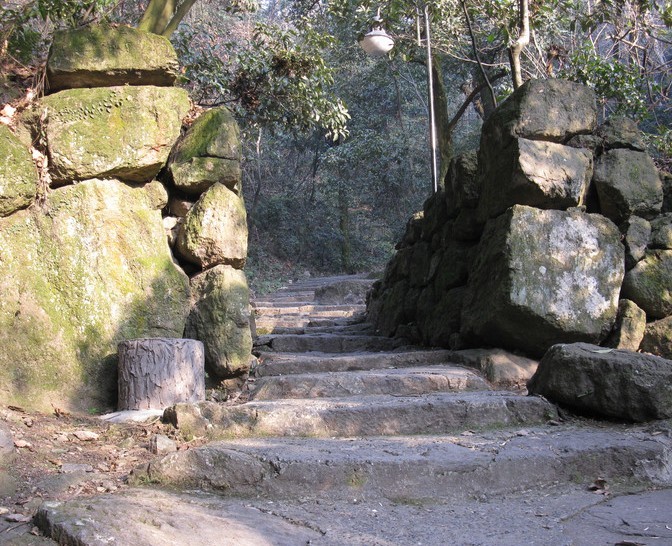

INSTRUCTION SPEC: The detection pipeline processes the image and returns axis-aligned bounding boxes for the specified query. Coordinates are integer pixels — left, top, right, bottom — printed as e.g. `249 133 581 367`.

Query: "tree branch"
461 0 497 108
447 70 507 132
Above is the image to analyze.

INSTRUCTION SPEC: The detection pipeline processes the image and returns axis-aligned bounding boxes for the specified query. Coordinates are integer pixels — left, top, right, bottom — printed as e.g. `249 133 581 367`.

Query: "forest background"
1 0 671 293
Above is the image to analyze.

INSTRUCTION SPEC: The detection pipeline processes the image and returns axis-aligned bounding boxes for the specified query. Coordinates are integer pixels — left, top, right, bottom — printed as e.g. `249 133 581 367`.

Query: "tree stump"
118 338 205 411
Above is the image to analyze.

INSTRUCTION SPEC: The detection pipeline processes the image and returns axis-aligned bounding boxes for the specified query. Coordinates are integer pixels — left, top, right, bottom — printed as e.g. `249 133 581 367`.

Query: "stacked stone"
369 79 671 360
0 24 251 412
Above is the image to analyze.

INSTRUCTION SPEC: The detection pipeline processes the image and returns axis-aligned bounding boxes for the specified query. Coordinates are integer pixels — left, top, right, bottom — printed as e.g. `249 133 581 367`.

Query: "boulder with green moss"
0 125 38 217
175 183 248 270
461 205 624 356
641 316 672 359
28 86 189 184
47 24 179 91
185 265 253 378
167 107 242 196
0 179 190 412
621 250 672 319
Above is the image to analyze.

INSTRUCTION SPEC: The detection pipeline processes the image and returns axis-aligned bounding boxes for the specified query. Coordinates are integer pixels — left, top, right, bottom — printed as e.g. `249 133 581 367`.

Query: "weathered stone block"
446 150 479 214
650 214 672 249
604 299 646 351
596 117 646 152
621 216 651 270
47 24 179 91
175 183 248 270
30 86 189 184
167 107 242 197
185 265 253 378
0 125 37 217
621 250 672 319
593 149 663 223
417 286 464 347
528 342 672 421
461 206 624 356
641 316 672 359
478 138 593 220
0 179 190 412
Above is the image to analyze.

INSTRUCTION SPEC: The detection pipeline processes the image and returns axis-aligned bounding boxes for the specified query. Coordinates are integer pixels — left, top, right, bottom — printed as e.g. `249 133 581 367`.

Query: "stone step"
133 424 672 503
165 391 557 438
254 322 376 337
249 365 490 400
254 333 407 353
252 349 460 376
254 304 364 317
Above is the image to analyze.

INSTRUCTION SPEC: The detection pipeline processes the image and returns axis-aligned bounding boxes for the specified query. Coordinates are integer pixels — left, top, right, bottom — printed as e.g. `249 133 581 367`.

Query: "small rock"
149 434 177 455
14 439 32 449
5 513 32 523
0 506 9 515
72 430 99 441
60 463 94 474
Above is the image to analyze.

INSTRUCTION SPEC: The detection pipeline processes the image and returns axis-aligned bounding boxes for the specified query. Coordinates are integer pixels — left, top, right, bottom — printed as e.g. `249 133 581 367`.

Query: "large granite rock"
185 265 253 378
641 316 672 359
29 86 189 184
596 117 646 151
47 24 179 91
0 125 38 217
478 138 593 220
528 343 672 421
461 206 624 356
167 107 242 196
0 179 190 412
593 149 663 223
175 183 248 270
621 250 672 320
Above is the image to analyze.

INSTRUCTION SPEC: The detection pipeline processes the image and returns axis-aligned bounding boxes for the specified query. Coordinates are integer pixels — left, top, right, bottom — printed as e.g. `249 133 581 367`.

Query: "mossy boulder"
621 250 672 320
604 299 646 351
621 216 651 270
461 205 624 356
175 183 248 270
0 179 190 412
0 125 38 217
650 214 672 249
47 24 179 91
167 107 242 196
641 316 672 359
29 86 189 184
185 265 253 378
593 149 663 224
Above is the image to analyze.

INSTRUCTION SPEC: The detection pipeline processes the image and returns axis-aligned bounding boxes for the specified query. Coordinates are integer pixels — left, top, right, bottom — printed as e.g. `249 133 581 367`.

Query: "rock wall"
368 79 671 359
0 25 252 412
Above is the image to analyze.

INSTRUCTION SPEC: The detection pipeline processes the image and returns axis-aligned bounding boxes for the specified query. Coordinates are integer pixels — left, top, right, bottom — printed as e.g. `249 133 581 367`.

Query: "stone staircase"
35 275 672 545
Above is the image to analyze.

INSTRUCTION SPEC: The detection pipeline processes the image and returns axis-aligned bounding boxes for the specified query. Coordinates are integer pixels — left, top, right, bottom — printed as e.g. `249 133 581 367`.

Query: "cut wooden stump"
118 338 205 411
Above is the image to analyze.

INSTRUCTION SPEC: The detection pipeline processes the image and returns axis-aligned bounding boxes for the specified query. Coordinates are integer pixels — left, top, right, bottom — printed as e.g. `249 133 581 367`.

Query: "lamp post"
359 7 439 194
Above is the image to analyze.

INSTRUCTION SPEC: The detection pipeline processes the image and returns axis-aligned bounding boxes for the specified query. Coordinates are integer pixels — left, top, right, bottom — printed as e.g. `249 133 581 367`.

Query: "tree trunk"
118 338 205 410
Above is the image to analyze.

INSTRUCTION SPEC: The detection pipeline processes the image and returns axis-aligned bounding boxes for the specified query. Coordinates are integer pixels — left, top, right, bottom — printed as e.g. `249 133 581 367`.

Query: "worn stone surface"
650 213 672 249
528 342 672 421
450 348 539 388
482 79 597 143
641 315 672 359
593 149 663 223
446 150 479 213
185 265 253 378
30 86 189 184
0 421 15 466
46 24 179 91
596 116 646 151
461 206 624 356
604 299 646 351
0 125 38 217
314 279 372 305
175 183 248 269
621 250 672 319
0 179 190 412
621 215 651 270
479 138 593 220
169 157 241 196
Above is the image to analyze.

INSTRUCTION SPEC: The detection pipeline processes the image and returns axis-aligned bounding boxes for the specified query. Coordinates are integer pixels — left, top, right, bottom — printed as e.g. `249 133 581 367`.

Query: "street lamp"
359 7 439 194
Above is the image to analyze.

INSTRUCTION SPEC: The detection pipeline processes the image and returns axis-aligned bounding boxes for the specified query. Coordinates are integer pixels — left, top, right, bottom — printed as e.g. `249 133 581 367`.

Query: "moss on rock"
0 125 38 217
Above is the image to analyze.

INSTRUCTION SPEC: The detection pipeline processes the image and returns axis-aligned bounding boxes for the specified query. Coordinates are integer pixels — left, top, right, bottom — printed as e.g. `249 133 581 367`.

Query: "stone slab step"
165 391 557 438
254 333 408 353
252 349 459 376
36 479 672 546
249 365 490 400
254 304 364 317
133 424 672 503
254 322 375 337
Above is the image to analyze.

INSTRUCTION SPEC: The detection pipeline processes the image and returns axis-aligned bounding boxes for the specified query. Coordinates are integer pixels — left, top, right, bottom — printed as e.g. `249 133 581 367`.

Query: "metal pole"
424 4 439 194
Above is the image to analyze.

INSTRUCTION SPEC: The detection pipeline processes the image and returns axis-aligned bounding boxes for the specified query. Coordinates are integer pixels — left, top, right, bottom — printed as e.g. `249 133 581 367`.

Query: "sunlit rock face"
367 78 672 361
461 206 624 356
